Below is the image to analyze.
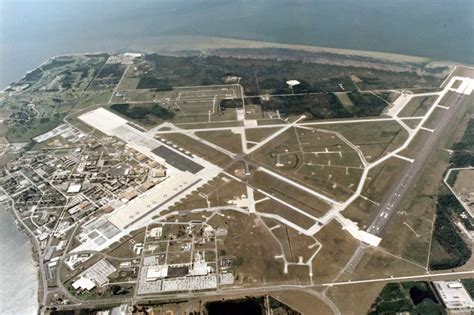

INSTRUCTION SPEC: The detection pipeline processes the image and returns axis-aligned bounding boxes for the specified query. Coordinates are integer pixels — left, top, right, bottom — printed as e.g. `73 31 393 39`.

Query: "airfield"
1 52 473 314
73 60 473 284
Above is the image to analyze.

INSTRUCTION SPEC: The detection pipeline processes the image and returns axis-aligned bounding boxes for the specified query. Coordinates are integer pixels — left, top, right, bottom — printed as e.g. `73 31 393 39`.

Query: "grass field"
401 118 422 129
398 95 438 117
209 211 293 284
245 127 283 143
379 196 434 266
327 282 386 315
196 130 242 154
422 107 446 130
362 157 409 203
343 197 378 229
335 92 354 109
250 170 332 219
321 120 408 162
400 129 432 159
251 126 365 201
256 199 317 230
311 221 359 284
160 133 232 167
344 248 425 282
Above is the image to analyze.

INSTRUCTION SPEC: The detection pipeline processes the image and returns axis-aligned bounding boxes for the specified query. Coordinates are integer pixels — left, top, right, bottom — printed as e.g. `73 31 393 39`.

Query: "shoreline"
132 35 436 64
3 35 465 92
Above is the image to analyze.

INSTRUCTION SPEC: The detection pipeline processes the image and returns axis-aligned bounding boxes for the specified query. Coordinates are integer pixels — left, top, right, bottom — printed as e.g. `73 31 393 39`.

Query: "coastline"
3 35 462 92
131 35 436 64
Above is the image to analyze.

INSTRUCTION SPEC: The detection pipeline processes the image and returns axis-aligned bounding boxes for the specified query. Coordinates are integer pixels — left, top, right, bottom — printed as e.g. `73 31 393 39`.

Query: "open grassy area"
362 157 409 203
398 95 438 117
209 211 294 284
196 130 242 154
256 199 317 230
344 248 425 282
343 197 378 229
327 282 386 315
321 120 408 162
160 133 232 167
250 170 332 219
251 126 364 201
245 127 283 143
379 195 434 266
311 221 359 284
269 290 333 315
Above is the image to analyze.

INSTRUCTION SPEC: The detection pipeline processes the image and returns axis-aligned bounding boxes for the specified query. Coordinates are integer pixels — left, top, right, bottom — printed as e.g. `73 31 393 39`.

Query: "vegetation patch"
136 76 173 90
111 103 175 121
368 282 444 315
261 94 351 120
429 193 471 270
347 92 387 116
450 119 474 167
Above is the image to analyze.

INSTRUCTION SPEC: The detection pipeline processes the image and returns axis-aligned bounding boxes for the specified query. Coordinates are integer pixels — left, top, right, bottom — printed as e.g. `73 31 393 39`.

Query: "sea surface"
1 0 473 88
0 209 38 315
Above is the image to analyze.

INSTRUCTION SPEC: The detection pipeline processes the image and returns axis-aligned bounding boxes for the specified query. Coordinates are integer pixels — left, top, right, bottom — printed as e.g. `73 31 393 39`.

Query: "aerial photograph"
0 0 473 314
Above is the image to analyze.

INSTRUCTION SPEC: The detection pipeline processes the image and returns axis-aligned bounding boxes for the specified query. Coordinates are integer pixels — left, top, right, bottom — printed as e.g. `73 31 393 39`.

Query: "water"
0 209 38 315
206 298 264 315
1 0 473 88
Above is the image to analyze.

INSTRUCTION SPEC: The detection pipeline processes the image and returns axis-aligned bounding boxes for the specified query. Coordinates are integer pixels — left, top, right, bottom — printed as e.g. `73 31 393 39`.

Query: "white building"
434 281 474 312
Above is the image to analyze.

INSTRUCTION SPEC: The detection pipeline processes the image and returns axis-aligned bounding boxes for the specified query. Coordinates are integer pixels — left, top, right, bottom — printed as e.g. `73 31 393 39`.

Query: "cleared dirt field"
335 92 354 109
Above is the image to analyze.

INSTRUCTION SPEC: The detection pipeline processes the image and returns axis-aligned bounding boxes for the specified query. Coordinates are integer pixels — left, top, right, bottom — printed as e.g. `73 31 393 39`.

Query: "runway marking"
436 105 449 110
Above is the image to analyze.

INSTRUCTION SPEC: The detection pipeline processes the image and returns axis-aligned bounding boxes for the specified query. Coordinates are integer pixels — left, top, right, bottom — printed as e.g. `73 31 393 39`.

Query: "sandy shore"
129 35 435 64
